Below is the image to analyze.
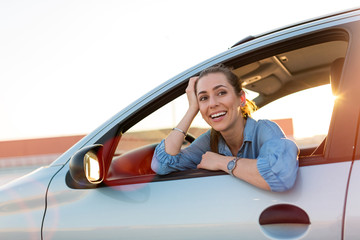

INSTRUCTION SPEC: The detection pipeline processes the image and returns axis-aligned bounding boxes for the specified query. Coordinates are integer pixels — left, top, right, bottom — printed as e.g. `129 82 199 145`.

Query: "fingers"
185 76 200 112
189 76 199 83
197 152 232 171
197 152 214 170
186 76 199 93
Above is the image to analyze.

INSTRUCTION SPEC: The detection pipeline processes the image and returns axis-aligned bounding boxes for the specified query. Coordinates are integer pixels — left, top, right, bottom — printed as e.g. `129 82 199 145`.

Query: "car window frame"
72 26 358 188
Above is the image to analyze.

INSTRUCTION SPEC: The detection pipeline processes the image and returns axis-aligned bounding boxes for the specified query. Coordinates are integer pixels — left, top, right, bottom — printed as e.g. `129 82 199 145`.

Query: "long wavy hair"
195 64 257 153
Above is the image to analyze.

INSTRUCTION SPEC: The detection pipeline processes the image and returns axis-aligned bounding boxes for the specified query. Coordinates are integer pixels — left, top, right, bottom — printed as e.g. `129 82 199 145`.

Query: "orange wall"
0 118 293 161
273 118 294 137
0 135 85 158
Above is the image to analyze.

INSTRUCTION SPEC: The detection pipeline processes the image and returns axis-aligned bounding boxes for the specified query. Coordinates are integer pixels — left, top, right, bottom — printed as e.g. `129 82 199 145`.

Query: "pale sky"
1 0 359 141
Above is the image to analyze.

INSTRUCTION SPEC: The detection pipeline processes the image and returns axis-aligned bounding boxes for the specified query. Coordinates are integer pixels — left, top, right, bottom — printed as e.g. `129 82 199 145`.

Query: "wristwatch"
227 157 239 176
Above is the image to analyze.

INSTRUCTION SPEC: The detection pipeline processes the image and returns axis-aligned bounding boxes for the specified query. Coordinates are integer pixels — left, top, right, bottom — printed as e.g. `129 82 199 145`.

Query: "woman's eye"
218 91 227 96
199 96 208 101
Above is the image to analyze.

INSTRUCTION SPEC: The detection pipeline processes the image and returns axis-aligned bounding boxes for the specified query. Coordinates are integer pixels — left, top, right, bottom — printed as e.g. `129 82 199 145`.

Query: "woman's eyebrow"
197 84 227 96
213 84 227 90
197 90 207 96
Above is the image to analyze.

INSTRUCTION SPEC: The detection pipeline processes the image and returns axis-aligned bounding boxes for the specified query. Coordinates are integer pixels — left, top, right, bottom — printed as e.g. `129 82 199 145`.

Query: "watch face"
227 160 235 171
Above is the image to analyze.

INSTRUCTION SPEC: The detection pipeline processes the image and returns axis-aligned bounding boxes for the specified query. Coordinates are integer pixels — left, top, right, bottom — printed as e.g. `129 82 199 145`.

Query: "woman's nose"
209 96 218 108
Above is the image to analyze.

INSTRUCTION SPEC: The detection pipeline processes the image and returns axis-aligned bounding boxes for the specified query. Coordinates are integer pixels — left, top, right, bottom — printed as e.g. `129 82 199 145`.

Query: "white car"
2 8 360 240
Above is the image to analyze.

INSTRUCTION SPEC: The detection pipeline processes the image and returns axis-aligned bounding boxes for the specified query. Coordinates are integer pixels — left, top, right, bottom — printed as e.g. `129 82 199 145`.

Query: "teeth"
211 112 226 118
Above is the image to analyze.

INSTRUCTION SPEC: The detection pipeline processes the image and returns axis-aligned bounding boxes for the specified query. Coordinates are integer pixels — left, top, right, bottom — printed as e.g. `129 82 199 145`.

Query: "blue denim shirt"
151 118 299 192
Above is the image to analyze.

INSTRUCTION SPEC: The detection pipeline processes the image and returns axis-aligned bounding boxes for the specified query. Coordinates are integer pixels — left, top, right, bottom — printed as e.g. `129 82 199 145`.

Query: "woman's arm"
232 158 271 190
197 152 271 191
197 120 298 192
197 138 298 192
164 77 199 155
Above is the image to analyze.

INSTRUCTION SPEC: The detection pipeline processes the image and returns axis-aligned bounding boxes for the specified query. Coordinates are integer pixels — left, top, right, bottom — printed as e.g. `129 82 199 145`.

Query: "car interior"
231 41 346 157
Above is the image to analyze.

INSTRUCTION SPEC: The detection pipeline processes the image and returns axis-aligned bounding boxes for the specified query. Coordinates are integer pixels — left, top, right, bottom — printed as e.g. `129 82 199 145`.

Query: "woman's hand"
164 77 200 156
186 76 199 114
198 152 271 191
197 152 232 171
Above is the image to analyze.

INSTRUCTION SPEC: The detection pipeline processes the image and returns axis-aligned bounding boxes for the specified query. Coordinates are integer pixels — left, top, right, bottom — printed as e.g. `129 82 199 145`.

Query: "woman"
151 65 299 192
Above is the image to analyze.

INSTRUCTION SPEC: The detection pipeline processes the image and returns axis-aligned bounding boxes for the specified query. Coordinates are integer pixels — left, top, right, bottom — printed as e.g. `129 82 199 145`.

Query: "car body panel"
344 160 360 239
43 161 350 239
0 165 62 240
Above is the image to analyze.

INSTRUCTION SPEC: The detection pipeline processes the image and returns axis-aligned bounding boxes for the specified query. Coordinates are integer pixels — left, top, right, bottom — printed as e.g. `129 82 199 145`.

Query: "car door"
42 12 360 240
341 22 360 239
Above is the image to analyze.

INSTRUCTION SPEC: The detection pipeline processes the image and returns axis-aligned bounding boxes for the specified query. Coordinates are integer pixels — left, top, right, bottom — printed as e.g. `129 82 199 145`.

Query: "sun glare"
252 84 335 141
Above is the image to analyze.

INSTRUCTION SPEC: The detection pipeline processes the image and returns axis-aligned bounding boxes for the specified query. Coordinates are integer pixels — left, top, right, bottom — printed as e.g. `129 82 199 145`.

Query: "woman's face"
196 72 243 133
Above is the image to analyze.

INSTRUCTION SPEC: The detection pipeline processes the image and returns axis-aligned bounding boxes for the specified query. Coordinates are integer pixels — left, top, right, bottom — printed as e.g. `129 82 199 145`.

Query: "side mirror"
69 144 105 187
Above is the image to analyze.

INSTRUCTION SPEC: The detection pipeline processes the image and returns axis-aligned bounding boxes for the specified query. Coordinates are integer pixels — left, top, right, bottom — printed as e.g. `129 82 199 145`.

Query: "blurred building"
0 135 85 168
0 119 293 168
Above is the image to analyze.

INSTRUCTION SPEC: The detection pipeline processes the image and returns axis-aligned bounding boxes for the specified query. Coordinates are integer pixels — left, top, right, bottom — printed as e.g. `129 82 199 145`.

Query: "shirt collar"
217 117 256 155
243 117 256 142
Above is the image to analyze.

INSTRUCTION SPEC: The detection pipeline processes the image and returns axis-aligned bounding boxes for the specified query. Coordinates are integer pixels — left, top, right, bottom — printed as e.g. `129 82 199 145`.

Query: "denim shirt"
151 118 299 192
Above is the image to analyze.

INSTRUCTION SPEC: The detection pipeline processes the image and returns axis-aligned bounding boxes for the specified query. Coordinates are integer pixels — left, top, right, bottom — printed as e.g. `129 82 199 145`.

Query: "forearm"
209 155 271 191
165 107 198 155
232 158 271 191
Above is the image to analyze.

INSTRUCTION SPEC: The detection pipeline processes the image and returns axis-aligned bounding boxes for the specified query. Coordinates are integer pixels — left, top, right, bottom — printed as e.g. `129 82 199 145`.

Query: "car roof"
231 7 360 48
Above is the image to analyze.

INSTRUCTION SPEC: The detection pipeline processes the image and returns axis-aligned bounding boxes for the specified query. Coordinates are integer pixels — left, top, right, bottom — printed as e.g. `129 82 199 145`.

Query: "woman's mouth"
210 111 227 120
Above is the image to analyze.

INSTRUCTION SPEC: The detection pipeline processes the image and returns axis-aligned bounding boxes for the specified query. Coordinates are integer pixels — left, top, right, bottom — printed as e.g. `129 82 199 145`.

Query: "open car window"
114 94 209 157
104 96 209 183
251 84 335 153
105 35 348 183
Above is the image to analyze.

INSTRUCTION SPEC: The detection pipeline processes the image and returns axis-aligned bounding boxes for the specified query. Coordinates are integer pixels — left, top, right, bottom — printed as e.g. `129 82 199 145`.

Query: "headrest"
330 58 344 95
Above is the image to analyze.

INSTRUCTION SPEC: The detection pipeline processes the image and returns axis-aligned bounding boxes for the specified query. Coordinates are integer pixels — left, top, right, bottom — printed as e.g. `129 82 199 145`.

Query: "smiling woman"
150 65 299 192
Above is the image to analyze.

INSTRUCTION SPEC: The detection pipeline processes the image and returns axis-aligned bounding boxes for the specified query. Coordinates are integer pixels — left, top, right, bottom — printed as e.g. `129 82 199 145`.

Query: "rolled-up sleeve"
257 138 299 192
151 131 211 175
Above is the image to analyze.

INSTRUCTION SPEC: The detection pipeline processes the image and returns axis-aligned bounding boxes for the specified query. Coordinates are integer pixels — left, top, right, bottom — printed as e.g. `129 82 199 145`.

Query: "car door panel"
344 160 360 239
0 166 62 240
42 160 350 239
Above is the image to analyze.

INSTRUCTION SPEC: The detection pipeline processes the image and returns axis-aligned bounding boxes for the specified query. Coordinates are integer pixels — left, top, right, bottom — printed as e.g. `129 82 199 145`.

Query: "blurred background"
1 0 359 184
